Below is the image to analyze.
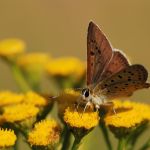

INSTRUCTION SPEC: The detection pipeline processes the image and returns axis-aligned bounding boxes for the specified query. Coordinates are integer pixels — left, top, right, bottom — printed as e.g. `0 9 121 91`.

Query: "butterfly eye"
85 90 89 97
82 88 90 98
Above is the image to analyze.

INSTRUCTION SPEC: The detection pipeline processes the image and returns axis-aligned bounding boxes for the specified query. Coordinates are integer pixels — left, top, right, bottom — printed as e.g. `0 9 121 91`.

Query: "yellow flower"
64 107 99 140
0 128 16 148
105 100 150 128
2 104 39 123
113 100 134 110
0 38 25 57
57 89 81 116
64 88 80 96
17 52 50 71
28 119 60 146
0 91 24 106
64 107 99 130
23 91 47 107
46 57 85 78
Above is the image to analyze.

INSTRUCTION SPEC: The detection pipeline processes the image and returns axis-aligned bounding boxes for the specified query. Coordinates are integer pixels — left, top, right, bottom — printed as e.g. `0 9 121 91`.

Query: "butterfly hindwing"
102 81 150 99
94 64 150 98
99 50 130 82
87 21 113 86
102 64 148 87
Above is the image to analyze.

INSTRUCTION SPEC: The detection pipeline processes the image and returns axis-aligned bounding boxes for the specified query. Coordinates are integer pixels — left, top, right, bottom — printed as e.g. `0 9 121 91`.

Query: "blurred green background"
0 0 149 149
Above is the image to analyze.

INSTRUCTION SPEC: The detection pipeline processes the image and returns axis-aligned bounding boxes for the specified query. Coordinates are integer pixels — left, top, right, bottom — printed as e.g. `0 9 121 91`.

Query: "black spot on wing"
90 51 95 56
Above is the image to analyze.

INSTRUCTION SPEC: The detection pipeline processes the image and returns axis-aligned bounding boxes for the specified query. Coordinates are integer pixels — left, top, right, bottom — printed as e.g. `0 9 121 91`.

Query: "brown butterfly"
79 21 150 111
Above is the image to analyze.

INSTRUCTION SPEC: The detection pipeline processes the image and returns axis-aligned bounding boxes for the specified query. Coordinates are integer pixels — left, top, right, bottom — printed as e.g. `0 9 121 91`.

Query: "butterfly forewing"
87 22 113 86
94 64 150 98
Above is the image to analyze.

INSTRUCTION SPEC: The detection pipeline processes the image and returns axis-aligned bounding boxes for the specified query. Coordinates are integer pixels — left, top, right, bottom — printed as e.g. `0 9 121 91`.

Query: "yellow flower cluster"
23 91 47 106
113 100 134 109
2 104 39 123
64 107 99 129
0 38 25 57
28 119 60 146
64 88 80 96
0 91 49 123
0 91 47 107
0 91 24 106
46 57 85 78
0 128 16 148
57 89 81 115
105 100 150 128
17 52 50 71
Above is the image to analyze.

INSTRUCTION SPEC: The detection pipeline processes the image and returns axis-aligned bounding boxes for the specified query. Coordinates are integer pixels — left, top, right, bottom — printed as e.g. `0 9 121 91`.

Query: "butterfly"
78 21 150 111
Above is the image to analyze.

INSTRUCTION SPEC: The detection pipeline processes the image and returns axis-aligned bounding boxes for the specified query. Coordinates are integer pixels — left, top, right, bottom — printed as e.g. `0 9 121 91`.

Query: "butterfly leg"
76 101 81 111
112 107 117 115
95 104 100 112
74 96 82 112
106 101 117 115
83 101 91 113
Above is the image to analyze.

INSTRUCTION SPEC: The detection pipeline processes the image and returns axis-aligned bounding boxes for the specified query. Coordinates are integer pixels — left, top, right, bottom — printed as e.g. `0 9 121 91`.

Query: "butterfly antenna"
74 87 83 92
50 90 67 99
83 102 91 113
41 91 62 103
112 107 117 115
48 92 60 99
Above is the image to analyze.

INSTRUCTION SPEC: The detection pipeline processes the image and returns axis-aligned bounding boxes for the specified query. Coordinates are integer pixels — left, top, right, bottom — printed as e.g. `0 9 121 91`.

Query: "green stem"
31 146 50 150
139 138 150 150
100 123 113 150
11 63 31 92
14 133 19 150
126 122 149 150
36 102 54 122
71 138 81 150
62 127 71 150
117 137 126 150
24 72 42 92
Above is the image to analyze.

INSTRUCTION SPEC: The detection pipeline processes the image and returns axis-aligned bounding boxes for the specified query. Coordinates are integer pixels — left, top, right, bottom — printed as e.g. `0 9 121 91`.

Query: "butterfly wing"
87 21 113 86
94 64 150 99
102 81 149 99
87 21 149 99
99 50 130 82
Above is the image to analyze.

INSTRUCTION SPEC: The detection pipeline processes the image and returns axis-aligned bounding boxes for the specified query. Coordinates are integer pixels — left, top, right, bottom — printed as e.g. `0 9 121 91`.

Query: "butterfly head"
81 88 92 101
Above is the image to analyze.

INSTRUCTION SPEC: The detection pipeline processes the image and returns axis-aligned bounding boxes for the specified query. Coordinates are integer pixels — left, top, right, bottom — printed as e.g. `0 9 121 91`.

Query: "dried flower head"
28 119 60 146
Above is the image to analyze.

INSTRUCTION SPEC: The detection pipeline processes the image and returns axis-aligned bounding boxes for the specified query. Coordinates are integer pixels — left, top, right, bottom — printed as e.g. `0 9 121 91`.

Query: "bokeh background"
0 0 149 149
